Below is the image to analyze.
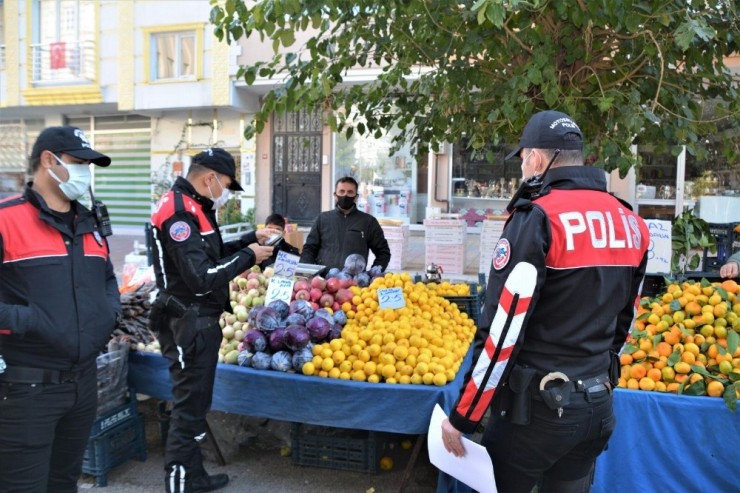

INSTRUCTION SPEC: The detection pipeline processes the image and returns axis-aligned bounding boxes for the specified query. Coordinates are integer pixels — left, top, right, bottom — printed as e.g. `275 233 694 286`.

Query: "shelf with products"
451 139 521 208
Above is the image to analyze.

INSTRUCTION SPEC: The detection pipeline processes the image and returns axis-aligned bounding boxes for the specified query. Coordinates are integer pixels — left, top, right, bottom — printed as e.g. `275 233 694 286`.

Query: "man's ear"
41 150 57 169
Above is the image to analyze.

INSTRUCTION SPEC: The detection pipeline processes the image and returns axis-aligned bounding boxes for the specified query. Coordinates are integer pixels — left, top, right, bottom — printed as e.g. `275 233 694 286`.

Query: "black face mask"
336 195 356 210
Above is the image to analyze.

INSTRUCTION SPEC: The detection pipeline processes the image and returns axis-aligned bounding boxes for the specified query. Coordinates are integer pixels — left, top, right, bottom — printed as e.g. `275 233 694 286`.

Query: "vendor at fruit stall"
720 251 740 278
299 176 391 272
149 147 277 493
258 213 301 270
440 111 650 492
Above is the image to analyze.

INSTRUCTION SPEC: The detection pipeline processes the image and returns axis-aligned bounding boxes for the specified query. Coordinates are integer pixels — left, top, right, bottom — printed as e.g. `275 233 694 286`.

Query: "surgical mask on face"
335 194 356 210
48 154 92 201
208 176 231 210
521 151 535 180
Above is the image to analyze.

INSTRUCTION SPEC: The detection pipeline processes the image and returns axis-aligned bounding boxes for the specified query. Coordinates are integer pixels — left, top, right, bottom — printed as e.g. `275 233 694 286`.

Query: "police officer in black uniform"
150 148 275 493
441 111 650 492
0 126 119 492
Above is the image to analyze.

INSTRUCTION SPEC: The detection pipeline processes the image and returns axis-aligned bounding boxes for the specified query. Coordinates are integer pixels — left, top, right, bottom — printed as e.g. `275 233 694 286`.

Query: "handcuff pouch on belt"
506 366 538 425
539 372 572 412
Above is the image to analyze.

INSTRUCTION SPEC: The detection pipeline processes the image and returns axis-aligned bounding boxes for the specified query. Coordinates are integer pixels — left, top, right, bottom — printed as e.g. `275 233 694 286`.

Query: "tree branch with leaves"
211 0 739 176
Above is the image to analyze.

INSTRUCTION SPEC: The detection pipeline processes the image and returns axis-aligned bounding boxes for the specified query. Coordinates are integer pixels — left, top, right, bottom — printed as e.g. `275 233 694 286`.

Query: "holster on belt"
155 293 200 349
506 366 538 425
148 298 166 334
609 349 620 387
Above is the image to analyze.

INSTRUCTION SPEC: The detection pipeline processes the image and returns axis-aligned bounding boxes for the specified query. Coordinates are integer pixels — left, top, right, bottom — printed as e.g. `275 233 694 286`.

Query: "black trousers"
0 365 97 492
484 389 615 493
159 313 222 476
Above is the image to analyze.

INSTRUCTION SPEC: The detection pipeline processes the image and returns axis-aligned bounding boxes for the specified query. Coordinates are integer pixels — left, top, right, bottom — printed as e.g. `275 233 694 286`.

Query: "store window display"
450 141 520 227
333 127 417 223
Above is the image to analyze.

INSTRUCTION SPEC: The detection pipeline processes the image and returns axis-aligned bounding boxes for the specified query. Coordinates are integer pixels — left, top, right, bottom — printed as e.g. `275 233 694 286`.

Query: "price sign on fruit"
378 287 405 309
264 277 295 306
273 251 300 278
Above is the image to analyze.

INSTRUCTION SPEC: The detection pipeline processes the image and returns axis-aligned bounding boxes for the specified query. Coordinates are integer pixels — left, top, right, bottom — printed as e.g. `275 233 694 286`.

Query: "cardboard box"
284 231 304 252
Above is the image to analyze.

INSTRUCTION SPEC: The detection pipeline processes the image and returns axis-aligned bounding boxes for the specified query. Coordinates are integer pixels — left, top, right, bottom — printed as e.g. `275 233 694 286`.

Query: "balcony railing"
30 40 95 83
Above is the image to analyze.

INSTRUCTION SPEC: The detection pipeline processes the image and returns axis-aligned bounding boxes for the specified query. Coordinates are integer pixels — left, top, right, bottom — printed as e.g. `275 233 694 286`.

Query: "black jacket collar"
172 176 214 210
540 166 608 194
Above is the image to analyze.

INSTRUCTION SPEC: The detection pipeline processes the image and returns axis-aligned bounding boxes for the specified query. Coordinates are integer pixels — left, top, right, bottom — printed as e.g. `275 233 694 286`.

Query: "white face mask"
48 154 92 201
208 175 230 210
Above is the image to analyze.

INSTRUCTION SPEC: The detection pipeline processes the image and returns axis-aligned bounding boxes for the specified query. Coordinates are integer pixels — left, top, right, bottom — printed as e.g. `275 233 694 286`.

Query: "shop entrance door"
272 109 323 227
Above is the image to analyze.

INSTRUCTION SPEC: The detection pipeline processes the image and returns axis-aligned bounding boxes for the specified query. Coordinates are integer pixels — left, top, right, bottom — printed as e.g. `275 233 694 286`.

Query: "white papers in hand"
427 404 497 493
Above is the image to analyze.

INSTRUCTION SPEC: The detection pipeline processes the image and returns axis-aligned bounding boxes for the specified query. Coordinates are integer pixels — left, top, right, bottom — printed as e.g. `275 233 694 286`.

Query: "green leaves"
674 15 717 52
671 210 716 275
209 1 739 170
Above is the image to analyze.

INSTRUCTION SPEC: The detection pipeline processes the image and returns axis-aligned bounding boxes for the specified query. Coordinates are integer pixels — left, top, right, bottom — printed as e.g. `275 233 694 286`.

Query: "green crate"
82 413 147 487
291 423 379 474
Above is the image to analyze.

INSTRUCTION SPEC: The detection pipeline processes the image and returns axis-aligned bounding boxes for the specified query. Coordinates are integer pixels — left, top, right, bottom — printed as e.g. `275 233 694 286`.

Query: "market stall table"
129 352 739 492
128 349 474 491
592 389 739 493
129 350 473 434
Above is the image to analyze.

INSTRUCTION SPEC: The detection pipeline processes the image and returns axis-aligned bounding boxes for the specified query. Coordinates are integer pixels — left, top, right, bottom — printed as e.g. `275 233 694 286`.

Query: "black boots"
190 473 229 493
166 464 229 493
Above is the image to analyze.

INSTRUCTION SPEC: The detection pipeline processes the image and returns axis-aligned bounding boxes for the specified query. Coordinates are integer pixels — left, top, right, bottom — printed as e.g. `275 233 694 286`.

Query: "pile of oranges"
301 272 477 385
617 278 740 408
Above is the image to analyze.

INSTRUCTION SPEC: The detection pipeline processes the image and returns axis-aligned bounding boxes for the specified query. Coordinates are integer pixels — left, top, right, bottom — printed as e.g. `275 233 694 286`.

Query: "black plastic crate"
447 273 490 327
82 412 147 487
90 390 137 437
641 274 672 299
291 423 379 474
702 222 740 272
444 293 482 327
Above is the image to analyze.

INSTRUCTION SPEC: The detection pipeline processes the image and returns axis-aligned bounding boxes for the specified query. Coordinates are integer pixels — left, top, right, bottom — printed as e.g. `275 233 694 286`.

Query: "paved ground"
78 398 442 492
86 230 487 492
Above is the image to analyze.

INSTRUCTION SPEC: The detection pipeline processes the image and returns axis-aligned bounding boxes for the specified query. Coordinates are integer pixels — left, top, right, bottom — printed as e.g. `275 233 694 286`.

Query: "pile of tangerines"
617 278 740 409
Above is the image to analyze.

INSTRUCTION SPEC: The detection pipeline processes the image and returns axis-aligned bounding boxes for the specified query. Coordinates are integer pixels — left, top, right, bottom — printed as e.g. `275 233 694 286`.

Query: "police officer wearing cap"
150 148 276 493
0 126 120 491
441 111 650 492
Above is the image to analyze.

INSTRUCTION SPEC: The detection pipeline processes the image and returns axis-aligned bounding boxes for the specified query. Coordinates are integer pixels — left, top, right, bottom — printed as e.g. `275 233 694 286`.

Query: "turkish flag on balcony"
50 42 66 69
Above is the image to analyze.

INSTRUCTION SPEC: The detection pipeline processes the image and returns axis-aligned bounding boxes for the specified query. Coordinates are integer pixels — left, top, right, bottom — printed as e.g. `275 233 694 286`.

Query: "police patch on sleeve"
492 238 511 270
169 221 191 242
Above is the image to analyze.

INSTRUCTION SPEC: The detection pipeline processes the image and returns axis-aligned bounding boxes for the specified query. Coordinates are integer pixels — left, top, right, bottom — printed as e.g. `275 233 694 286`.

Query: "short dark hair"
29 155 42 174
265 213 286 229
335 176 358 191
186 162 210 178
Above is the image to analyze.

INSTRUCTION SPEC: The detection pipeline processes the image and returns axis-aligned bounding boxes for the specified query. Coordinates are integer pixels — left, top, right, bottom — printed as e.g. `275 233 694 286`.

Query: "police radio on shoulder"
89 187 113 237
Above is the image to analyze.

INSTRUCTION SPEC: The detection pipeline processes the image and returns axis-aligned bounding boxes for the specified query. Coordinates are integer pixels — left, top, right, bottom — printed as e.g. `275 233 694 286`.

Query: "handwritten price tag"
273 251 300 278
645 219 671 274
377 287 405 310
264 278 295 306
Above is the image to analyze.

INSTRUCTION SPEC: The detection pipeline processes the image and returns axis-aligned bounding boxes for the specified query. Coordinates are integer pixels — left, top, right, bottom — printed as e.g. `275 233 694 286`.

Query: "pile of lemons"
617 278 740 408
424 281 471 297
302 272 478 385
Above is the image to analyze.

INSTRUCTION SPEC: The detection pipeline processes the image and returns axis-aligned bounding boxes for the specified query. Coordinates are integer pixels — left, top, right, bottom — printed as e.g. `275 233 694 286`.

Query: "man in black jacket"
150 148 276 493
300 177 391 272
0 126 120 492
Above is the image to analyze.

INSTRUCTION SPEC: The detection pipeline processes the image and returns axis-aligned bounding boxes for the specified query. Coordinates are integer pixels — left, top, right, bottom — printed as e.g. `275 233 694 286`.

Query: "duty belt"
0 365 90 384
534 372 611 395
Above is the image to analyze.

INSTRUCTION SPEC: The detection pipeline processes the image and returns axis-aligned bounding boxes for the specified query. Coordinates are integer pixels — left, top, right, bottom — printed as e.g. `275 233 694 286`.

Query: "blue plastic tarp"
129 348 474 434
